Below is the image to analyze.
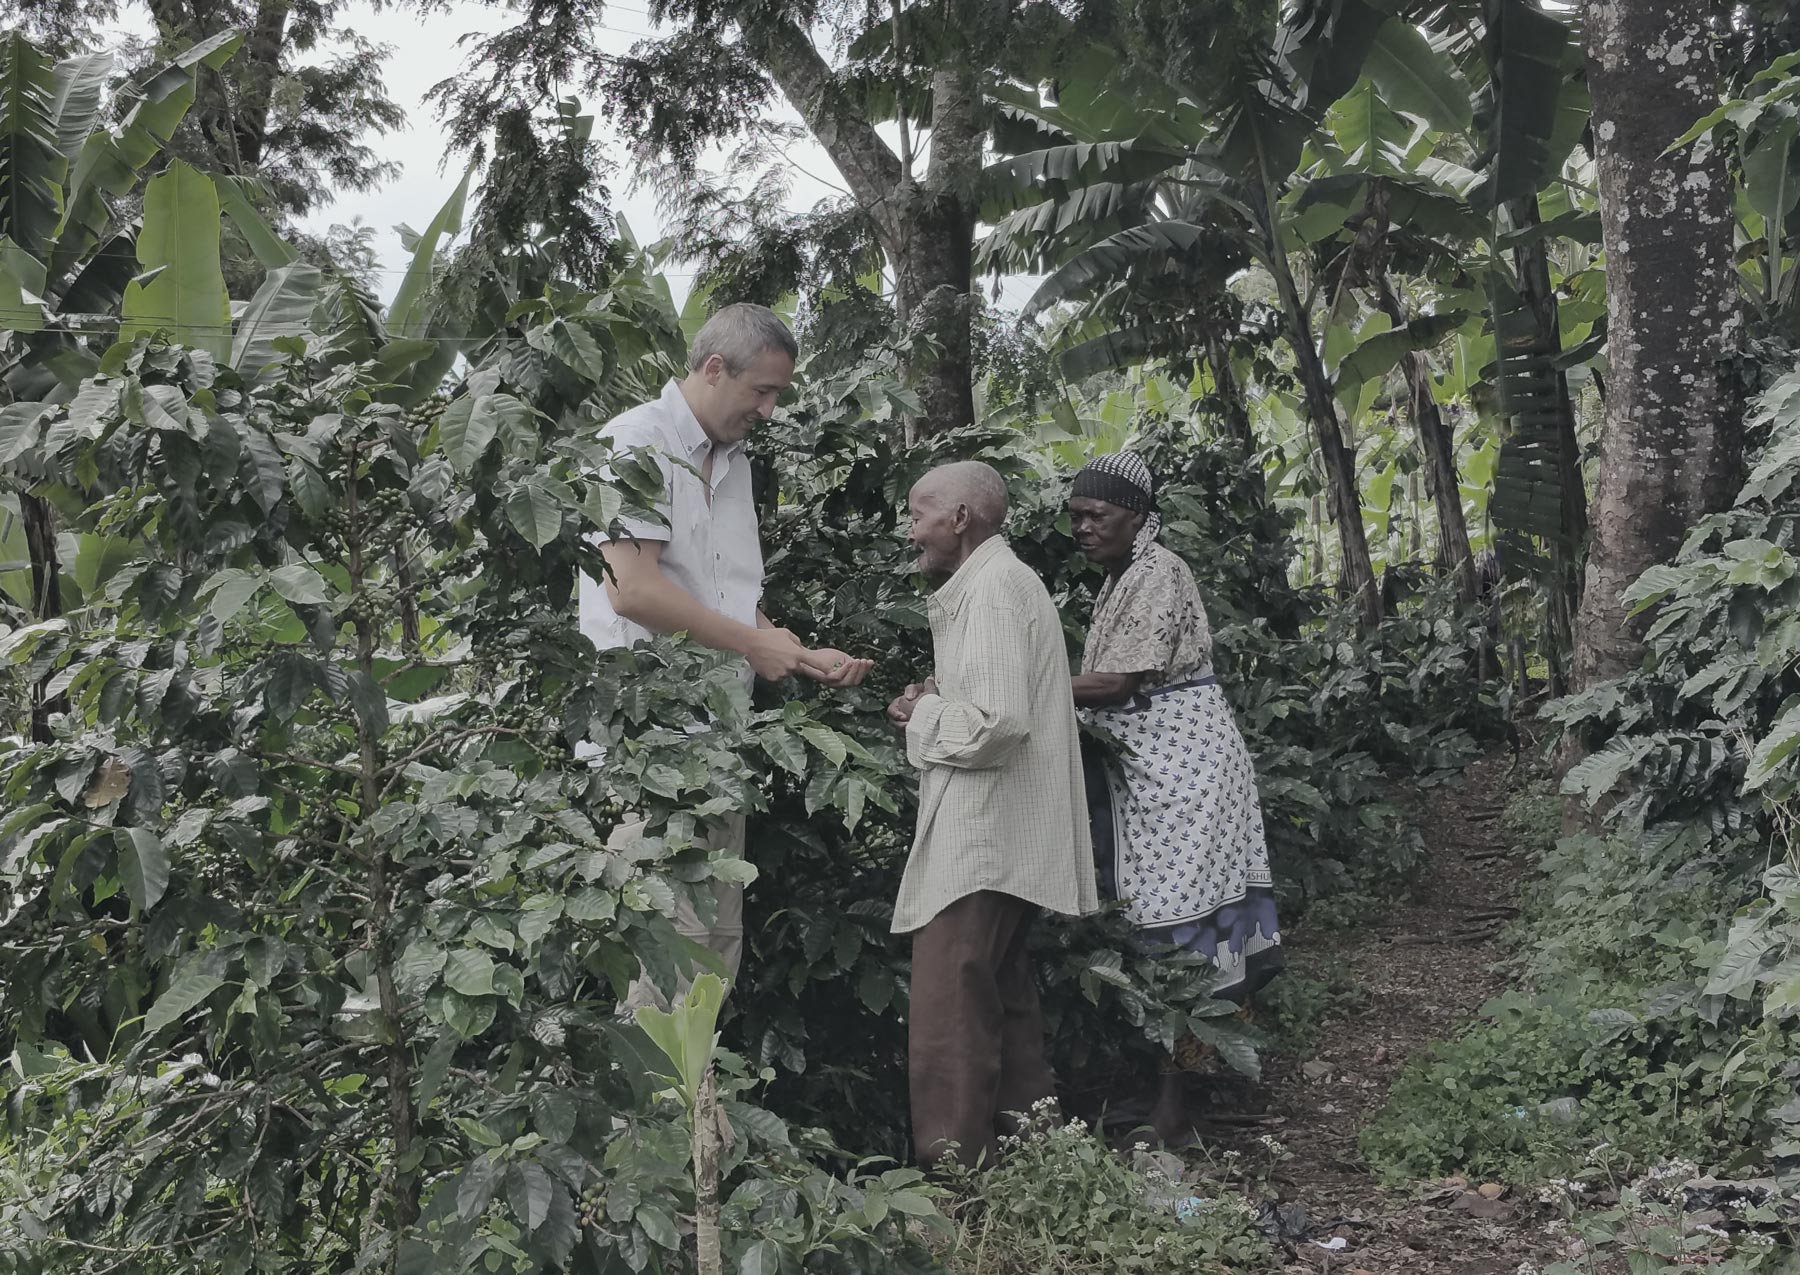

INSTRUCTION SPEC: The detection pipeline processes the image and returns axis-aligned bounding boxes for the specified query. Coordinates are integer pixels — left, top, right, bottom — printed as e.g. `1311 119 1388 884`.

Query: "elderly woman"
1068 451 1283 1141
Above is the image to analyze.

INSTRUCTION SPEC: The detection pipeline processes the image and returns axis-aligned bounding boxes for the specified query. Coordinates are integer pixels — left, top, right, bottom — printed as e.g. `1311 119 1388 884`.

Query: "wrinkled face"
1069 495 1144 568
695 347 795 444
907 485 966 581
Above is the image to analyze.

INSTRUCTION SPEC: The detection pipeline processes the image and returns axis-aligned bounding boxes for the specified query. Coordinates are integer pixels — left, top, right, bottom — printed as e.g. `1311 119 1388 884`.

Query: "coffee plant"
0 300 928 1271
0 32 1517 1268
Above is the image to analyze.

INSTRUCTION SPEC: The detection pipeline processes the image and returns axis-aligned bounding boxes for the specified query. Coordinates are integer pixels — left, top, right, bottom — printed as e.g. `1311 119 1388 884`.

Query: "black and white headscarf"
1071 450 1162 561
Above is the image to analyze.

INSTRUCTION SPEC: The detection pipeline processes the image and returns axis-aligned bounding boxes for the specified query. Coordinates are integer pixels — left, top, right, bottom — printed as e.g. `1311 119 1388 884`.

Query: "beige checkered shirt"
892 537 1099 934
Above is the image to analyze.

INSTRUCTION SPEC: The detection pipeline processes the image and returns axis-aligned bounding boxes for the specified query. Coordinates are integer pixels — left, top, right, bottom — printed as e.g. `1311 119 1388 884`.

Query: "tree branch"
236 0 292 167
754 19 903 232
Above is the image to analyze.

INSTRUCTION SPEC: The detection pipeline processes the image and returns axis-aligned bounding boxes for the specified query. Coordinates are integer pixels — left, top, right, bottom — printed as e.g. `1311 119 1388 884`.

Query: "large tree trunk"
146 0 286 176
895 66 979 438
1574 0 1742 689
756 22 976 436
1374 274 1476 607
235 0 292 167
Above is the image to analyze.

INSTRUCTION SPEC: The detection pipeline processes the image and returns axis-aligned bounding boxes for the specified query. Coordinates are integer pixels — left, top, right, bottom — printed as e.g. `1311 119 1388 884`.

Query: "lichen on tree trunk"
1574 0 1743 690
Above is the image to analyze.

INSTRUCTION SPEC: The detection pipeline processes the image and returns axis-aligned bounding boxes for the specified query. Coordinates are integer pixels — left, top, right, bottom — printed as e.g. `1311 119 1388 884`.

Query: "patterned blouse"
1080 543 1214 690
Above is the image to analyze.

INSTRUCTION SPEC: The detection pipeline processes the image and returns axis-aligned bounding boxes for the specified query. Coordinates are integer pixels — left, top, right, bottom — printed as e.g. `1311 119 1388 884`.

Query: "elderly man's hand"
887 683 923 732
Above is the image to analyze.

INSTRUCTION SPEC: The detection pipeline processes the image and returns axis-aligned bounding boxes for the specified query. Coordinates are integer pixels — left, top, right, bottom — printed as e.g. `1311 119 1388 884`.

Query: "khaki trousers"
908 890 1057 1168
613 813 748 1013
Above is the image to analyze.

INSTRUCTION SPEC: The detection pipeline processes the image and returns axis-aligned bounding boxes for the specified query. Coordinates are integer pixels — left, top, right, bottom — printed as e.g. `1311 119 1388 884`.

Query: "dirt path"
1206 753 1564 1274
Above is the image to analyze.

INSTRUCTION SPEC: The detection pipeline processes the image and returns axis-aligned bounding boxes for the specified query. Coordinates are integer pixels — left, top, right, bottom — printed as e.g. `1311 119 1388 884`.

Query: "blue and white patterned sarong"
1084 676 1283 1003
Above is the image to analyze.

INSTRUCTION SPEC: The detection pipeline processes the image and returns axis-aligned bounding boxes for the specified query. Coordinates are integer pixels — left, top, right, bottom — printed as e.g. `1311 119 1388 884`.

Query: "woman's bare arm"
1071 671 1145 708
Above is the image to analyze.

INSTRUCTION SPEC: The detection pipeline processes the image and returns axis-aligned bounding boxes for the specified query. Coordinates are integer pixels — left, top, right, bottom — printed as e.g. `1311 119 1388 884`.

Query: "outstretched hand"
746 628 815 682
800 647 874 687
747 630 873 686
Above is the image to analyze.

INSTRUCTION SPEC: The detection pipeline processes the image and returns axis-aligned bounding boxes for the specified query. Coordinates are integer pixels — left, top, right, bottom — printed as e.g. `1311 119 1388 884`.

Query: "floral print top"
1079 543 1214 689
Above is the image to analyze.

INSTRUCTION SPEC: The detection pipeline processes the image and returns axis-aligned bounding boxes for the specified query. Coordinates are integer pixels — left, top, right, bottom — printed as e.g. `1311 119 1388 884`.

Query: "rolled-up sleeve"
905 601 1031 770
599 420 674 543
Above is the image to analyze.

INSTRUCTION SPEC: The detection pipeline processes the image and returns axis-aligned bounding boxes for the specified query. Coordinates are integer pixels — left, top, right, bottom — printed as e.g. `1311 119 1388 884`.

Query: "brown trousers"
908 890 1057 1168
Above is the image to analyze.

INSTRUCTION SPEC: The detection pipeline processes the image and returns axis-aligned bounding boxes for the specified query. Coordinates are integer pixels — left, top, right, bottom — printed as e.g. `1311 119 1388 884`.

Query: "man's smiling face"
696 347 794 445
907 484 966 581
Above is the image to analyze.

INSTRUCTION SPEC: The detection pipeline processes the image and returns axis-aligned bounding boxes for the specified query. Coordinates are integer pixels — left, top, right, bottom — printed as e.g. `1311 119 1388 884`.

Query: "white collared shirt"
578 380 764 667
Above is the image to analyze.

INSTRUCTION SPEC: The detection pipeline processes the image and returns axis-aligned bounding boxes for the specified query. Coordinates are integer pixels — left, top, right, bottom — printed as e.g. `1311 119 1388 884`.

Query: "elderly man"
887 460 1097 1168
582 303 872 1009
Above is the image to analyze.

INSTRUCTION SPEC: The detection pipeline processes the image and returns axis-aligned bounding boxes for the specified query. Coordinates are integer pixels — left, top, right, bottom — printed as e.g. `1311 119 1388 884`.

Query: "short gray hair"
915 461 1009 532
688 303 798 374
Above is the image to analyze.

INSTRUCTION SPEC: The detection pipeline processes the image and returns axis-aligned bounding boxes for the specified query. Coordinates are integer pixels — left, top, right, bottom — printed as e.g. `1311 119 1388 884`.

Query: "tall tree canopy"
12 0 403 223
427 0 1278 434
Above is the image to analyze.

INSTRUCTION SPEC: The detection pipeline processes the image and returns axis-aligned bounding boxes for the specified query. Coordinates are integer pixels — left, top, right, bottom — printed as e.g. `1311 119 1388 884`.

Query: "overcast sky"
236 1 1034 312
86 1 1035 313
276 2 842 306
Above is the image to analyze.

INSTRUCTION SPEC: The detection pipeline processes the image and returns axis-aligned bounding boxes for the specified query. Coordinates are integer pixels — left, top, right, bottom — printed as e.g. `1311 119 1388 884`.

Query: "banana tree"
1293 0 1595 672
979 9 1411 629
1297 63 1485 606
1 31 244 737
1479 0 1593 662
0 32 464 741
0 31 250 390
976 63 1268 439
1369 3 1594 592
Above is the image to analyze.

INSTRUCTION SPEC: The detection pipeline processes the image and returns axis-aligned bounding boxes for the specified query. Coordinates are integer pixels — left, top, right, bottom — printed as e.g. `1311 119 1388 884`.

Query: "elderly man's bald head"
906 461 1010 580
910 461 1009 531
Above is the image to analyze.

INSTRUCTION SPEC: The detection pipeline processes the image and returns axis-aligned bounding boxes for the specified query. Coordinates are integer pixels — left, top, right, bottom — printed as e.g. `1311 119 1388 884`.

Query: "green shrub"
1363 830 1800 1184
1255 968 1369 1055
1502 779 1562 859
938 1104 1269 1273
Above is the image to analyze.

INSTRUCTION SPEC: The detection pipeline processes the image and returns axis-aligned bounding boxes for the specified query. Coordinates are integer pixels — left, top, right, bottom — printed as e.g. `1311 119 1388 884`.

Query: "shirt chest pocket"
933 622 972 700
711 483 762 574
670 472 715 550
